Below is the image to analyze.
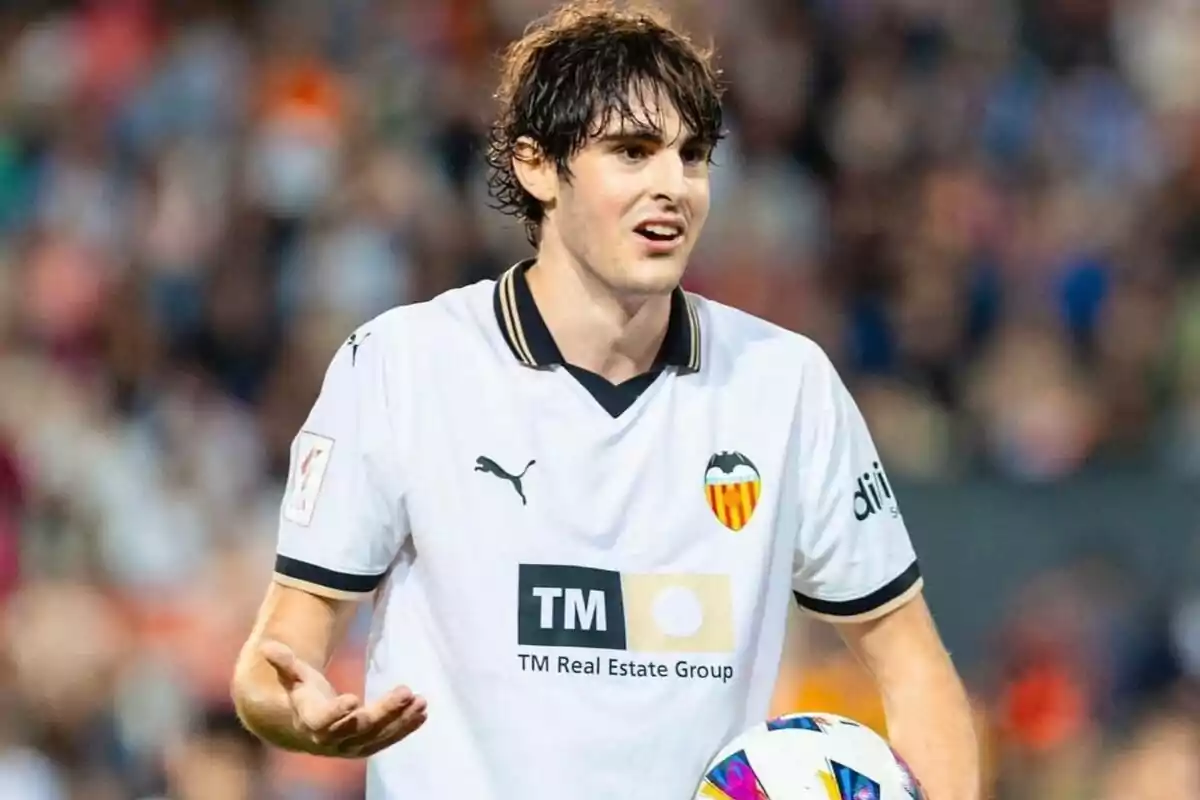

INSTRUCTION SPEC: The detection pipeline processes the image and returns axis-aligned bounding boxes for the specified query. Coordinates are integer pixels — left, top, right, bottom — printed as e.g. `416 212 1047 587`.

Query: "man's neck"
525 249 673 384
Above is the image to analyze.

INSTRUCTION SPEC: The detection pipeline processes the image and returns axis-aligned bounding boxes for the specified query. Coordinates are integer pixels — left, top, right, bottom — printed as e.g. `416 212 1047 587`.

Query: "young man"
231 3 980 798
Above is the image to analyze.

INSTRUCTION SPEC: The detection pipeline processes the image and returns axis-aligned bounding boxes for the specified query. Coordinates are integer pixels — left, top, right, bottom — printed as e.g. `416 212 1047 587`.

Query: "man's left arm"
835 594 979 800
789 343 979 799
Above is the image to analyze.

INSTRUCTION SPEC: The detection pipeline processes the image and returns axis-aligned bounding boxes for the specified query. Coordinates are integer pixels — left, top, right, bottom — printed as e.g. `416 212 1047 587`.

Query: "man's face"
544 92 712 296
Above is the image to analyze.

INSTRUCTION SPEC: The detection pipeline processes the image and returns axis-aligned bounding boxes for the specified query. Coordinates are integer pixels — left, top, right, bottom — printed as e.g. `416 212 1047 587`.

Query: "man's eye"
617 144 648 160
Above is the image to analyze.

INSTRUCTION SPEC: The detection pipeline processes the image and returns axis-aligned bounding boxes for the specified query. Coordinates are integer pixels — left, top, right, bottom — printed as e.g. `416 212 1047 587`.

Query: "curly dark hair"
486 1 725 246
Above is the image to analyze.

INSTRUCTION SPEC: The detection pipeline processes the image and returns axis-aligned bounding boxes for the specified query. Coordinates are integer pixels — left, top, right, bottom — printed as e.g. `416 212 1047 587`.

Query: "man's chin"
618 254 689 295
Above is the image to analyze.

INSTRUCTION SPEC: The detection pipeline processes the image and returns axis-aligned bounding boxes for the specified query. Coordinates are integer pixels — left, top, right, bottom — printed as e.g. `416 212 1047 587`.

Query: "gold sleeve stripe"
794 561 923 621
272 573 375 601
274 555 384 595
800 577 924 624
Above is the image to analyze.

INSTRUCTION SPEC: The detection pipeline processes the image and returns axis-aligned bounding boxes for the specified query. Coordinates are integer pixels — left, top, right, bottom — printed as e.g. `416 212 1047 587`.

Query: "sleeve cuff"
793 560 923 623
273 555 385 600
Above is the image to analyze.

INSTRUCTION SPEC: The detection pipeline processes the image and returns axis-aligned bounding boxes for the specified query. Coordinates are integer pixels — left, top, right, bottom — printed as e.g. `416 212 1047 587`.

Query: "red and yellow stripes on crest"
705 479 761 531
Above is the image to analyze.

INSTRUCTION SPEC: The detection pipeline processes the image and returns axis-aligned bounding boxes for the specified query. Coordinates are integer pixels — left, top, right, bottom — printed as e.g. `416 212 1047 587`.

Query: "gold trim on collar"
499 266 537 366
684 292 702 372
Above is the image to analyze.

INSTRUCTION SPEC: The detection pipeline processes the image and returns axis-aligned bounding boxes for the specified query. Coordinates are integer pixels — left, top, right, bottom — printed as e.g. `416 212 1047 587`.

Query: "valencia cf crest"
704 452 761 532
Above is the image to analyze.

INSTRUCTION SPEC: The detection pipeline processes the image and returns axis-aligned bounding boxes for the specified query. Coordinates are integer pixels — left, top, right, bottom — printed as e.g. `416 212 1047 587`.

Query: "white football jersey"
274 261 922 799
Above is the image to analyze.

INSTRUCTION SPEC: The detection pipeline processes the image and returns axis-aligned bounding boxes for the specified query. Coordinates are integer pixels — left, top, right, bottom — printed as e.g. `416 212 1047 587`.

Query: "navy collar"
492 259 702 372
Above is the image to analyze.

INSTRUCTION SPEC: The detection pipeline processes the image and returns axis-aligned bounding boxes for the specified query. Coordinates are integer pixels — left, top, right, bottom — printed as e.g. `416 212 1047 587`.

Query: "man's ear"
512 137 558 205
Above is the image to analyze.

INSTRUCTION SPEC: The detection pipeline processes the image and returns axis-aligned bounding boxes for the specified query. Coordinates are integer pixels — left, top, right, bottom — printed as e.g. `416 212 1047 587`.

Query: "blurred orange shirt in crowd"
771 651 997 793
771 652 889 736
259 59 343 128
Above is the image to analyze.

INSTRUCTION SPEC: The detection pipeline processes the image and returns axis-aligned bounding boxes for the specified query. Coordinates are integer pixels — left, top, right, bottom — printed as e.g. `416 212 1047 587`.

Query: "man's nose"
649 151 686 204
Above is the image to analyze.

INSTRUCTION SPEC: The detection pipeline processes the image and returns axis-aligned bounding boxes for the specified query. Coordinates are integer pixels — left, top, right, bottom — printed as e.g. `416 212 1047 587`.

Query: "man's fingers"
261 639 334 703
260 640 305 686
341 696 429 755
362 686 416 726
352 698 429 756
328 686 415 738
257 640 365 741
298 692 361 733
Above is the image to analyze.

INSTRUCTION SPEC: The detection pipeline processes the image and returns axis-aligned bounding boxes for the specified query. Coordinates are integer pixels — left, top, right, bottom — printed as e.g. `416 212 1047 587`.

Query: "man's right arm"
231 582 360 753
231 319 425 757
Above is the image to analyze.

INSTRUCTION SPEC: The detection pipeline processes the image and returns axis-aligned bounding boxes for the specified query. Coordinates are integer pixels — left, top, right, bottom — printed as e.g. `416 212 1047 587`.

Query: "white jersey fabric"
273 260 923 799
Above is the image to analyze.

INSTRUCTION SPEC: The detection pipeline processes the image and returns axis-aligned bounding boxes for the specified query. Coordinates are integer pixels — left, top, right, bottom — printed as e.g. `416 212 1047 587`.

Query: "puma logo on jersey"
474 456 536 505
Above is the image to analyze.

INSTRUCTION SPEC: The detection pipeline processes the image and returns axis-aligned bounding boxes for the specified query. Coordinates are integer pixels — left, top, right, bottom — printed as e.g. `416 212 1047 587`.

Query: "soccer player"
230 3 980 798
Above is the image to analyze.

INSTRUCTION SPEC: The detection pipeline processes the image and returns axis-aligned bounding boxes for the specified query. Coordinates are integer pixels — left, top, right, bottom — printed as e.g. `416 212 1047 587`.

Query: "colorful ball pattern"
695 712 926 800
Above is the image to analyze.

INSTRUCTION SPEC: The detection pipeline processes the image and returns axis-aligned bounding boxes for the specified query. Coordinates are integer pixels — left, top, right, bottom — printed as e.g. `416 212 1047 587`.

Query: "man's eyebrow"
597 124 665 142
596 126 708 146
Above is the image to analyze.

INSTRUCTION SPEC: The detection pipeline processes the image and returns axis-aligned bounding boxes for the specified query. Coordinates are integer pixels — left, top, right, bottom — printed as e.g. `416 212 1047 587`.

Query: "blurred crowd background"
0 0 1198 797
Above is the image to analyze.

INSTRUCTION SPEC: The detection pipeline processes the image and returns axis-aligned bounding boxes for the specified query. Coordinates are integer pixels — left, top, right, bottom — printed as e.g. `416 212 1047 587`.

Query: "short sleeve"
273 326 406 600
791 348 922 622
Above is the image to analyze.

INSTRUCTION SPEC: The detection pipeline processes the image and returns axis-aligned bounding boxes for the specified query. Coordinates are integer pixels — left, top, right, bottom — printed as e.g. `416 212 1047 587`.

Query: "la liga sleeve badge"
283 432 335 526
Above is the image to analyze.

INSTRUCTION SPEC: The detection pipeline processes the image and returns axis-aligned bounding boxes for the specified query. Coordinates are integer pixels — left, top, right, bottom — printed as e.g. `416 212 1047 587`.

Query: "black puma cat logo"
474 456 536 505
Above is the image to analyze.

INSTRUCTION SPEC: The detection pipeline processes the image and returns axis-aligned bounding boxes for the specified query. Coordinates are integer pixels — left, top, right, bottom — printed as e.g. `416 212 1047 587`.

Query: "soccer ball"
694 712 925 799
